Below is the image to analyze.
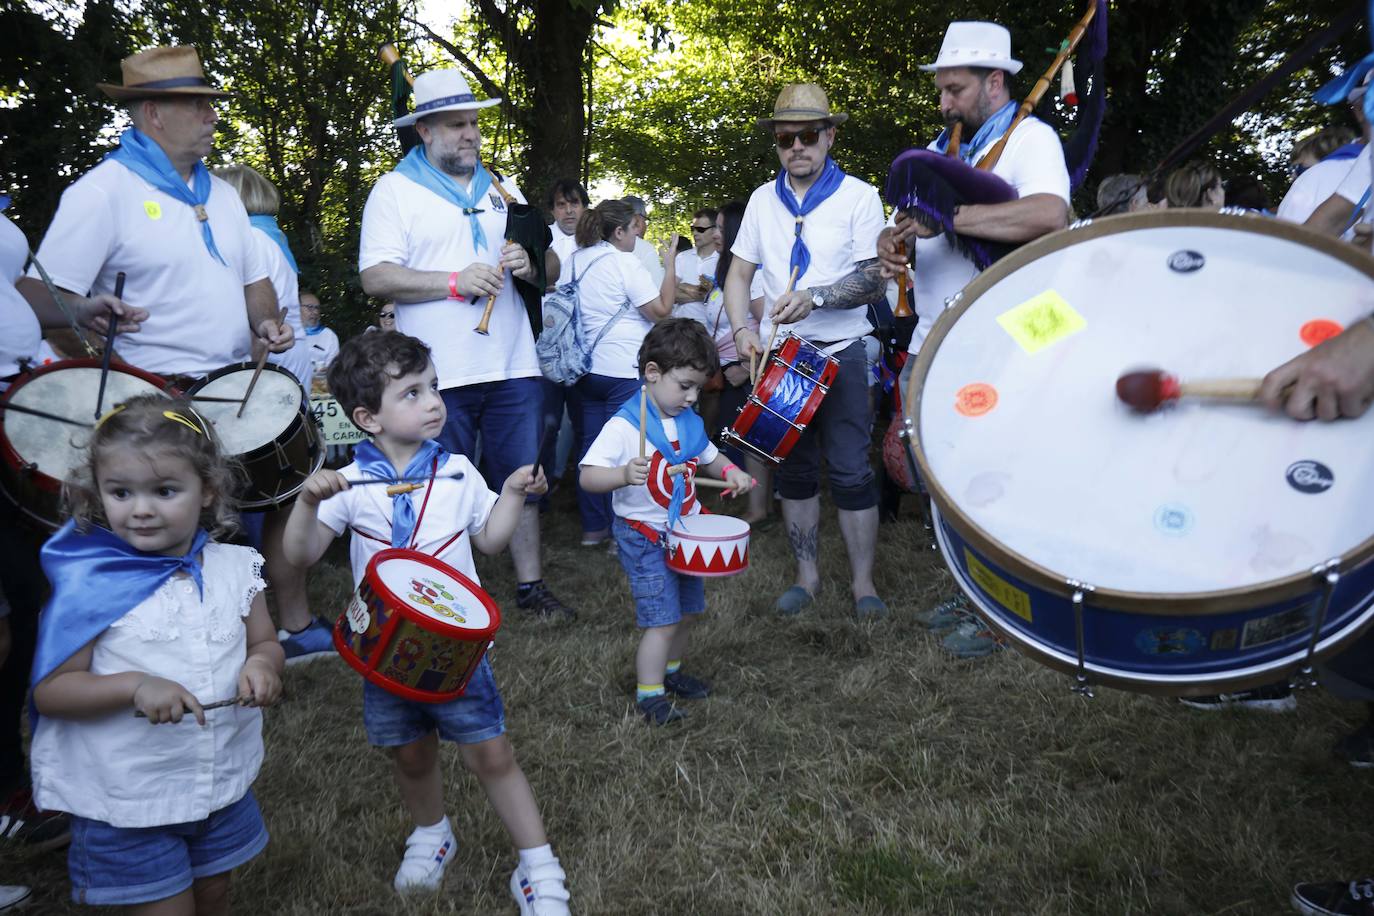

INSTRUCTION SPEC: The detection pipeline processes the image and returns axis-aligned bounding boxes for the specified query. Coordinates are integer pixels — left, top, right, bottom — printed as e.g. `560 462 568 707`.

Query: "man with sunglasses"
673 208 719 324
723 82 890 620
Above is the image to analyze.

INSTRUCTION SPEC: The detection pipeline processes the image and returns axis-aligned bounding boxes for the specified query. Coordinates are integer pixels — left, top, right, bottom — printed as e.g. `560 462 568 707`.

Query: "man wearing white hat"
359 69 574 621
722 82 890 620
878 21 1070 355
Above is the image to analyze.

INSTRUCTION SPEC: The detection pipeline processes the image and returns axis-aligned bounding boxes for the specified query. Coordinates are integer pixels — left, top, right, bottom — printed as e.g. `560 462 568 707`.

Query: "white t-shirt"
566 241 660 379
1277 153 1365 227
673 248 720 325
253 228 314 385
317 453 497 586
303 326 340 372
581 415 719 530
31 543 267 828
359 171 538 389
549 224 579 285
733 172 884 348
633 237 664 285
907 117 1071 353
0 214 40 378
703 278 763 363
31 160 268 377
1335 145 1372 212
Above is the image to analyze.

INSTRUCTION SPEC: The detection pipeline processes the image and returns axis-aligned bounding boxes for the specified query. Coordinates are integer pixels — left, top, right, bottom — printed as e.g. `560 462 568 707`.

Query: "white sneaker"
510 859 571 915
0 886 31 912
393 823 456 892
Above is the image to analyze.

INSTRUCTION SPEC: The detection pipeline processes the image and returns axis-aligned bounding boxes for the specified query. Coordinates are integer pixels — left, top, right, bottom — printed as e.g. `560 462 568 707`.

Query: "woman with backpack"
565 199 676 547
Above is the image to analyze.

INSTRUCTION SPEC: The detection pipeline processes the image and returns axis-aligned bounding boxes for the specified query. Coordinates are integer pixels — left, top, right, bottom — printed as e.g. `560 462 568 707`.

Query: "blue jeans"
569 373 641 534
361 656 506 746
438 377 542 503
612 518 706 628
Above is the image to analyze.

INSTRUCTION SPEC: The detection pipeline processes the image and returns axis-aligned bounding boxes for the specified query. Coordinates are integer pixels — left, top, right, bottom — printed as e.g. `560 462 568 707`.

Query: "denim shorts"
613 518 706 629
362 655 506 747
67 790 268 905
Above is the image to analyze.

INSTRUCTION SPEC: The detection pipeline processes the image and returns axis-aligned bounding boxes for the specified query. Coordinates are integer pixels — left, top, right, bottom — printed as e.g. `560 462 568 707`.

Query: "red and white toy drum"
334 548 501 702
666 515 750 577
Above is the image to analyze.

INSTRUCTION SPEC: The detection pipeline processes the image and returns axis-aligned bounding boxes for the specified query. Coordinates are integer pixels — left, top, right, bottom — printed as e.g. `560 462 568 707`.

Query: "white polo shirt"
31 160 268 377
565 241 660 379
906 116 1070 353
317 453 497 586
674 247 720 325
633 237 664 285
1277 153 1365 226
0 214 40 378
303 325 340 372
732 172 885 348
549 223 578 285
360 171 539 389
581 415 719 530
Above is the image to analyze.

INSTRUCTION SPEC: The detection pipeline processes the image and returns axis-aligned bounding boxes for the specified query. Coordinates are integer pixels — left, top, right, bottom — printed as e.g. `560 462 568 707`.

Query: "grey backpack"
536 250 636 384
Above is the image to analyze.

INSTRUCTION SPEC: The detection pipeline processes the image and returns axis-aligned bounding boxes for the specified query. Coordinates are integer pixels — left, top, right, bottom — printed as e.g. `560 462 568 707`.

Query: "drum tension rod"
1067 579 1096 699
1292 558 1340 692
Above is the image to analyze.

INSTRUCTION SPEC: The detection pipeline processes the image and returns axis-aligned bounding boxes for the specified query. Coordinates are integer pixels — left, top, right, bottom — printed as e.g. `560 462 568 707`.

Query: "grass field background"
15 481 1374 914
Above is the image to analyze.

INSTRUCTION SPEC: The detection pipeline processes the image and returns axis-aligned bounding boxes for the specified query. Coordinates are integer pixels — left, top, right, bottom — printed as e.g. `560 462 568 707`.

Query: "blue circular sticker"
1286 460 1334 494
1154 503 1194 537
1168 250 1205 273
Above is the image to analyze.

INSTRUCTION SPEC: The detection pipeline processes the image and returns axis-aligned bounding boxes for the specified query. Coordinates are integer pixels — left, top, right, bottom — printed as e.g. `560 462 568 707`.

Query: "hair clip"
162 410 205 435
94 403 126 430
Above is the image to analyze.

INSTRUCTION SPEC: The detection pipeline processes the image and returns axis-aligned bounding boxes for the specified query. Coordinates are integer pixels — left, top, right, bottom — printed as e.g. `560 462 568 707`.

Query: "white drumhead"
671 514 750 541
4 367 166 481
193 368 300 454
919 214 1374 595
375 555 490 630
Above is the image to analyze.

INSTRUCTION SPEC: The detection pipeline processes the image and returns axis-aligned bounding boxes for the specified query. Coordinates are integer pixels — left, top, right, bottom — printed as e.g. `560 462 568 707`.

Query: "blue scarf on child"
248 214 299 274
613 393 709 532
773 157 845 284
106 128 226 266
932 100 1020 165
29 522 210 711
393 145 492 252
353 439 445 547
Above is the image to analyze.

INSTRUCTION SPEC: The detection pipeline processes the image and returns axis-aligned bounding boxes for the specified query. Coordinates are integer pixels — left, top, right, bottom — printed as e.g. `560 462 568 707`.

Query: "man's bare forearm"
807 258 884 310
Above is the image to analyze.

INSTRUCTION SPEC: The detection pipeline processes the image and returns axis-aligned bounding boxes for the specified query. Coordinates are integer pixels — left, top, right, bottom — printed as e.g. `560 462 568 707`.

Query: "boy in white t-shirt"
282 332 571 913
580 320 752 725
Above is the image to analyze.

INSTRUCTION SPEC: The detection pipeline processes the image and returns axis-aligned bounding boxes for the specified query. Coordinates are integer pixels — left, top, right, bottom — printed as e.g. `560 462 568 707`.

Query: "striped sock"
666 659 682 675
636 683 665 701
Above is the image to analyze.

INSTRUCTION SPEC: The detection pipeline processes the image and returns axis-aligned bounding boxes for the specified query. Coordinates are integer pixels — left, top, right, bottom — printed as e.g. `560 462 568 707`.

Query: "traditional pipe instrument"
884 0 1107 270
892 244 913 319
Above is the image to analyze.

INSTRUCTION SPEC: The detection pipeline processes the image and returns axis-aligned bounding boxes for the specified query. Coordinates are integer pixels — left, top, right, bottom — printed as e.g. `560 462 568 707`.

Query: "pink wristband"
722 463 740 476
447 271 465 301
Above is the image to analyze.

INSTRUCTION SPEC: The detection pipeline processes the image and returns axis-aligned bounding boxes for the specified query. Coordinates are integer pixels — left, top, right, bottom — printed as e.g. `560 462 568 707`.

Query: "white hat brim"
919 57 1023 75
393 96 501 128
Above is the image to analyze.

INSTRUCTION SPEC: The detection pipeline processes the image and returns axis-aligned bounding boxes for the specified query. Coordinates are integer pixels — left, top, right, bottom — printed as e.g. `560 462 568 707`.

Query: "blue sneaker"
278 617 337 665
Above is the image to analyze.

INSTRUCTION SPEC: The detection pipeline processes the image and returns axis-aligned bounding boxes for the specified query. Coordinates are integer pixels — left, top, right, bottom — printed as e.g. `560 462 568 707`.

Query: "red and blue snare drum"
908 211 1374 695
335 548 501 702
722 335 838 464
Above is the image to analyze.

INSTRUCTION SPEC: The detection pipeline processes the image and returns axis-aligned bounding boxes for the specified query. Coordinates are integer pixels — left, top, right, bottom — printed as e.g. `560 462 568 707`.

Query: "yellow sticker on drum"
996 290 1086 354
964 548 1033 622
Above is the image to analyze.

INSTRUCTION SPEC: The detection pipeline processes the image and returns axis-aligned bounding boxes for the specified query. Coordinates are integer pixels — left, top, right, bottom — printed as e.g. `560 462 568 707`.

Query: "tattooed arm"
769 258 885 324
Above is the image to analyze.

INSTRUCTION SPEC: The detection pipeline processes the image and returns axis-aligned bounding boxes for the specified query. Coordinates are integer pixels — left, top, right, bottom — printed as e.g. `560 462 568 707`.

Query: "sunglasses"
691 225 713 233
380 311 395 319
775 127 823 148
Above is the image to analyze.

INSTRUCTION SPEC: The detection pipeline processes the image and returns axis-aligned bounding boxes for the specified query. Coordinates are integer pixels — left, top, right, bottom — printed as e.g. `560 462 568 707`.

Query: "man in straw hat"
23 45 293 379
721 82 890 620
359 69 575 622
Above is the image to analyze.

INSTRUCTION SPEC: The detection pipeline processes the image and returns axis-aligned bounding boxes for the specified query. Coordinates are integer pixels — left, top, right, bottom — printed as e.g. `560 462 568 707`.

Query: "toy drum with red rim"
721 334 838 464
666 515 750 577
335 548 501 702
0 358 172 530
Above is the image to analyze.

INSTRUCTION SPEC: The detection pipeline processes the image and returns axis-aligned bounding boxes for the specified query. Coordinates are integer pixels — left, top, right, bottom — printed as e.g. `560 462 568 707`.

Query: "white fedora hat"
393 69 501 128
920 22 1023 75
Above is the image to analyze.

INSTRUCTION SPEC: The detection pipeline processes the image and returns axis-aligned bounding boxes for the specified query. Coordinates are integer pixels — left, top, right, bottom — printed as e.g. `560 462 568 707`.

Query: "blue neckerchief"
1324 142 1365 162
613 392 709 531
248 214 298 274
29 522 210 712
105 128 226 266
353 439 445 547
773 157 845 282
393 145 493 252
932 100 1020 165
304 325 324 336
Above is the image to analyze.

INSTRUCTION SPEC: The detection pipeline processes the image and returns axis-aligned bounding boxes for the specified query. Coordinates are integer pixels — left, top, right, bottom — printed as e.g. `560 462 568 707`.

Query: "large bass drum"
909 211 1374 695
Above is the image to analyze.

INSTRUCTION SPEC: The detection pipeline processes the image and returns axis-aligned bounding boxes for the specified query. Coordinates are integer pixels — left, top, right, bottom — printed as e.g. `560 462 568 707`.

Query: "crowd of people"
1 20 1373 915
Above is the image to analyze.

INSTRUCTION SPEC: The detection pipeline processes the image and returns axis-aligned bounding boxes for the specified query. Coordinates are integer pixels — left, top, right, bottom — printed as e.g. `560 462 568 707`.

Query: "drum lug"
1067 579 1096 699
1292 558 1341 691
19 461 36 480
1069 218 1093 231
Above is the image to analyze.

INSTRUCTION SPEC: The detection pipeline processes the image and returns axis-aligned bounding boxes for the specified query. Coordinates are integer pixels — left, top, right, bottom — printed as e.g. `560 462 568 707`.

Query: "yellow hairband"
93 404 205 436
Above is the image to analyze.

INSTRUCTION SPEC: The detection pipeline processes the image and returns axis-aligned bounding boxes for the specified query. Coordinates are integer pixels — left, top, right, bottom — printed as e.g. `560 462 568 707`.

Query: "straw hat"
97 46 231 100
393 70 502 128
756 83 848 130
920 22 1024 75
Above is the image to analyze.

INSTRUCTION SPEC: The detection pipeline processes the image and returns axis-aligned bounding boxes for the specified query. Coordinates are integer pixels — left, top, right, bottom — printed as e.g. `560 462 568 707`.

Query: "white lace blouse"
30 543 268 828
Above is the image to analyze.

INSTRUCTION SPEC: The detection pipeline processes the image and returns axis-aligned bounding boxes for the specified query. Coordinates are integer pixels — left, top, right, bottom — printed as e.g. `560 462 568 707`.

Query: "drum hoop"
187 360 306 404
364 547 501 639
907 210 1374 615
669 518 749 541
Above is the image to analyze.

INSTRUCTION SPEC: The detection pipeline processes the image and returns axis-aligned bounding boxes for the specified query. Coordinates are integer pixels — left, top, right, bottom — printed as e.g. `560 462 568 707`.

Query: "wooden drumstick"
134 696 247 718
238 307 287 418
473 237 516 336
1115 368 1268 413
343 471 466 490
759 265 801 388
638 384 648 459
386 482 425 496
94 271 125 420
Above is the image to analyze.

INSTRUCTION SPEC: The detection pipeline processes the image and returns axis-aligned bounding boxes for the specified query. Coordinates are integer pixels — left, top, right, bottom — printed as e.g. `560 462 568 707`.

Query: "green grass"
12 482 1374 914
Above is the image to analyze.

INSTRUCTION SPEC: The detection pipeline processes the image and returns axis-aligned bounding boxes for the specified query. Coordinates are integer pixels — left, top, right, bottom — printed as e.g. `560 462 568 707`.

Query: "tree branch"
403 16 506 100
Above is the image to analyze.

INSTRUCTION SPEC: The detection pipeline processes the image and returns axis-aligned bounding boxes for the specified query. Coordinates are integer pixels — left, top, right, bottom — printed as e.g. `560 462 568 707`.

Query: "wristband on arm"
448 271 465 301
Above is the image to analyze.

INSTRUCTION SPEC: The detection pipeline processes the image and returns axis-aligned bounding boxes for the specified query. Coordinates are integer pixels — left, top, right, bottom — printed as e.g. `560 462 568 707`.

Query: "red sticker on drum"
1300 320 1343 348
955 383 998 417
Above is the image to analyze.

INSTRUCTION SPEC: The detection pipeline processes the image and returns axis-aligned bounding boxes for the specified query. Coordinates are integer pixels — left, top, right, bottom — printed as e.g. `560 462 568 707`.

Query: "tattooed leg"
780 495 821 593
